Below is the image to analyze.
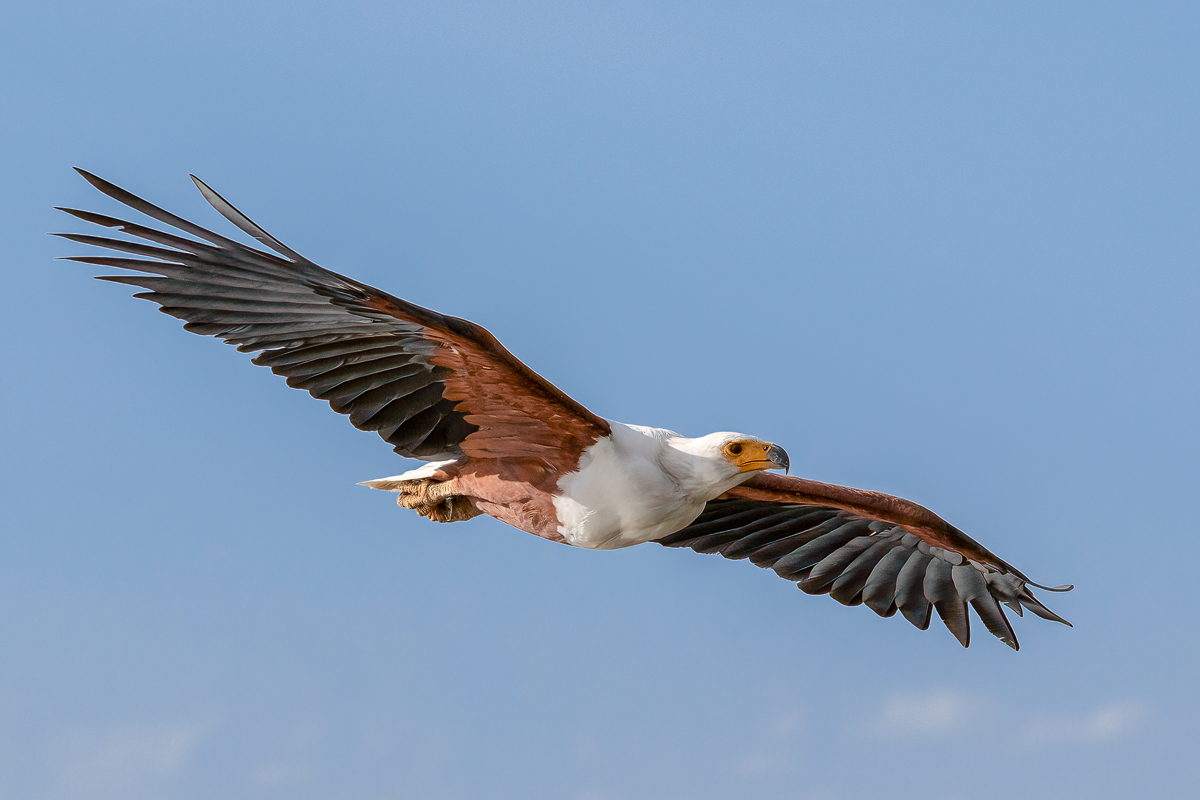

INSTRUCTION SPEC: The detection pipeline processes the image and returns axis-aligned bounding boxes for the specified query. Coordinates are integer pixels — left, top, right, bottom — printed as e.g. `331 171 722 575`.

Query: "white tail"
358 459 461 491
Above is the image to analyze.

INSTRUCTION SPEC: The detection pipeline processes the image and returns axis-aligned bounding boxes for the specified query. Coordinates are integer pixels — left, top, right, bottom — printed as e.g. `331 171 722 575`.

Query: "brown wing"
56 170 609 482
657 473 1071 650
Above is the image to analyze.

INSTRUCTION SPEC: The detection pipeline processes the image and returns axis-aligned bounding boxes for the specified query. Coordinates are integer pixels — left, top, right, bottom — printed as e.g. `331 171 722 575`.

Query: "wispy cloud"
732 749 801 779
731 710 803 778
863 690 1150 751
1022 701 1149 747
252 759 316 790
251 721 321 789
60 721 207 799
869 689 980 737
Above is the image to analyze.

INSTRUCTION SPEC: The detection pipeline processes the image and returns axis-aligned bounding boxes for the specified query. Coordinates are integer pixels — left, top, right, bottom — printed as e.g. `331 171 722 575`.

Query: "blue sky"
2 2 1198 798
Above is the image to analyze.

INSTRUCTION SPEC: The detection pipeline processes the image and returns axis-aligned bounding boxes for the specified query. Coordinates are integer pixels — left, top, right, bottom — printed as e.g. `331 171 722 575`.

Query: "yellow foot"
393 479 482 523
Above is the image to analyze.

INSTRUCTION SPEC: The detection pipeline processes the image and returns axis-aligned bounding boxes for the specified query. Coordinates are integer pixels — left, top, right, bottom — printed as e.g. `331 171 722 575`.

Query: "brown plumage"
58 169 608 488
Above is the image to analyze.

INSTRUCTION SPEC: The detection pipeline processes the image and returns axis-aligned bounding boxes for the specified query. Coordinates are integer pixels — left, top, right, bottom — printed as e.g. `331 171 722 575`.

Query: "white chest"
552 423 725 550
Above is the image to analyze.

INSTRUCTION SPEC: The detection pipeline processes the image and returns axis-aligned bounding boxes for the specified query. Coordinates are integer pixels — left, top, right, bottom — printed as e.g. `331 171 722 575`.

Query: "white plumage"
554 423 768 549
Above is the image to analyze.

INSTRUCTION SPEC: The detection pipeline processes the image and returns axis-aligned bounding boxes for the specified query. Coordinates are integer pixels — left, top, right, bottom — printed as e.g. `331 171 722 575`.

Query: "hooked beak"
765 443 790 474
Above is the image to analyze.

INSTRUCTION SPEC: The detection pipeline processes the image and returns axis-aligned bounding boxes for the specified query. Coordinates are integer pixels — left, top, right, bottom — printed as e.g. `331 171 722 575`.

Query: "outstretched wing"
56 170 609 485
657 473 1071 650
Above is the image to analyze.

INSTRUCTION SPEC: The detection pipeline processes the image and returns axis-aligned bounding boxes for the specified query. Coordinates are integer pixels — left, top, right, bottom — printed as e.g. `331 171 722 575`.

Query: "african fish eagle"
56 170 1072 650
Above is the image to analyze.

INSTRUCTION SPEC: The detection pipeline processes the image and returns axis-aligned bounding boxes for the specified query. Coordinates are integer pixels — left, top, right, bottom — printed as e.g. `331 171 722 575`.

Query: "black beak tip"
767 443 790 474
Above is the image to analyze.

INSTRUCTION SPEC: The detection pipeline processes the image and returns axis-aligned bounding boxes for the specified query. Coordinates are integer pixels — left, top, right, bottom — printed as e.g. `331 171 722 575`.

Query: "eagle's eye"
726 442 744 456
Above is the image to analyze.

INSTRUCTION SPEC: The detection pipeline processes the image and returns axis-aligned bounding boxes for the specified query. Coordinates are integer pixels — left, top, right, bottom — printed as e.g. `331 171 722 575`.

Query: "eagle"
57 169 1072 650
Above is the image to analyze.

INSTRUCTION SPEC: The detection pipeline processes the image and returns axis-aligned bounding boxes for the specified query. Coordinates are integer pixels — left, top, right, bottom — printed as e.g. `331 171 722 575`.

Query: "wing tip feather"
73 167 120 196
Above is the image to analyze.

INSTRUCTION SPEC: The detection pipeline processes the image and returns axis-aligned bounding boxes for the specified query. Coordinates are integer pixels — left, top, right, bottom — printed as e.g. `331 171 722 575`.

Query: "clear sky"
2 2 1197 798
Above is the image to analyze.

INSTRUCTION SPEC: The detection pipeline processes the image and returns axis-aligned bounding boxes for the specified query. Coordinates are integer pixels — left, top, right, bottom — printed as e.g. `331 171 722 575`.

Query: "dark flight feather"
659 496 1070 650
57 170 610 472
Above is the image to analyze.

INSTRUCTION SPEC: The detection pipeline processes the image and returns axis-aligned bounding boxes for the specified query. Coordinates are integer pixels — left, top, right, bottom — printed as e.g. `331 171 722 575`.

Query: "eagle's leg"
393 479 483 523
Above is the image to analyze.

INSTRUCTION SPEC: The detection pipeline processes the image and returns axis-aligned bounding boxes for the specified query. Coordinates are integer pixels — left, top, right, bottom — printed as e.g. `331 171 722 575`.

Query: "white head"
670 431 790 497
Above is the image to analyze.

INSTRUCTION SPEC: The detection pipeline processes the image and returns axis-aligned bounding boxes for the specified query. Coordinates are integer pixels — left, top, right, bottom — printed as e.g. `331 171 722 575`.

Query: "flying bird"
57 170 1072 650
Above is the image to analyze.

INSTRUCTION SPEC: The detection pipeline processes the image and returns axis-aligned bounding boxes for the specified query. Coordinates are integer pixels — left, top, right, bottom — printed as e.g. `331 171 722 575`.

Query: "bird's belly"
552 438 703 550
554 494 703 550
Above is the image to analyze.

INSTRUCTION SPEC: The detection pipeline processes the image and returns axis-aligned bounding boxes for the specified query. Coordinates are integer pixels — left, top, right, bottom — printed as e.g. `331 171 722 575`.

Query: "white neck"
613 424 752 501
